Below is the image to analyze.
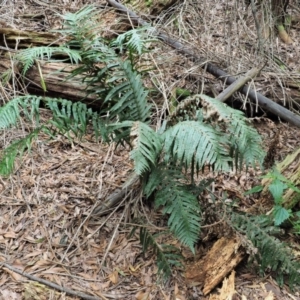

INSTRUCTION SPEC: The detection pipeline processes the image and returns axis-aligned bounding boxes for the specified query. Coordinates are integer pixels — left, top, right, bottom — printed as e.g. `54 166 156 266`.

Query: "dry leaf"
108 270 119 284
3 268 24 281
264 291 274 300
135 290 150 300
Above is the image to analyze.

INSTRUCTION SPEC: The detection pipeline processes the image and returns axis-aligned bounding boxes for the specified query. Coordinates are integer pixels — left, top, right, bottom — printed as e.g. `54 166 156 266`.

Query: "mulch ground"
1 0 300 299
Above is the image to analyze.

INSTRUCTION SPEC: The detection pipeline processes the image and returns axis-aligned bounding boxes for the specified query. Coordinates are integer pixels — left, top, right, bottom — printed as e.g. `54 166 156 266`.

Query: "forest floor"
1 0 300 299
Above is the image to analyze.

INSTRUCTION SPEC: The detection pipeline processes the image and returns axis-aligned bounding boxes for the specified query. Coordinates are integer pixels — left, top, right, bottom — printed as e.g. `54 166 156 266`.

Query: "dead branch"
216 67 262 102
1 262 108 300
106 0 300 128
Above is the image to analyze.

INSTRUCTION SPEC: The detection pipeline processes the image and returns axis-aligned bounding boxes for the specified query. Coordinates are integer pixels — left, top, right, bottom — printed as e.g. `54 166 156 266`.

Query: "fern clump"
0 5 272 283
125 94 265 254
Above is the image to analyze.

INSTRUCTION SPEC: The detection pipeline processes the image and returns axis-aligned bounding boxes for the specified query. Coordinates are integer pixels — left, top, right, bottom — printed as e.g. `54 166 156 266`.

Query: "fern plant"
230 212 300 288
0 5 272 282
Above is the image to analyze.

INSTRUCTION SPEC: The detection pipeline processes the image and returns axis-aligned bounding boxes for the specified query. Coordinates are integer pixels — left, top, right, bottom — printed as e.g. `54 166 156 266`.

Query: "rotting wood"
106 0 300 128
0 58 98 105
185 237 245 296
0 28 61 48
25 60 99 105
216 67 262 102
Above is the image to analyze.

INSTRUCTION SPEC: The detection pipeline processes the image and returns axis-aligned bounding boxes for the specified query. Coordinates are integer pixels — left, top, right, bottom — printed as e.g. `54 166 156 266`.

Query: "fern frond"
15 47 81 74
0 128 41 176
130 122 162 175
112 26 156 55
163 120 231 173
199 94 265 168
0 98 21 129
230 212 300 287
0 95 112 175
155 180 201 253
0 96 41 129
103 60 151 122
140 227 182 280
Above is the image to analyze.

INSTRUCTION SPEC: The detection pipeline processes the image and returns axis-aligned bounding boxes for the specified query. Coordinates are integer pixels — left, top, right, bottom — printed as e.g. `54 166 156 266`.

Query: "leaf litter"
1 0 300 299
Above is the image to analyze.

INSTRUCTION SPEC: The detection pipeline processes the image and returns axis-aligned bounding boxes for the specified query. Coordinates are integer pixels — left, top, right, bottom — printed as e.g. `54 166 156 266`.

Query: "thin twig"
1 262 108 300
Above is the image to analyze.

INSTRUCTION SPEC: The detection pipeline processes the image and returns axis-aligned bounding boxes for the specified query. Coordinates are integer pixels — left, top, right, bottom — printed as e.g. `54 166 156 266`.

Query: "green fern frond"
230 212 300 287
112 26 156 55
0 98 22 129
15 47 81 75
0 128 41 176
104 60 151 122
155 180 201 253
163 120 231 173
0 95 107 138
130 122 162 175
0 95 112 175
0 96 41 129
199 94 265 168
58 5 99 40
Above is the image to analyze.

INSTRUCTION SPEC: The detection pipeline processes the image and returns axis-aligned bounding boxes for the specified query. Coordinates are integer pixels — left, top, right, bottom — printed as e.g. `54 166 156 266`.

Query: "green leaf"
163 120 231 173
269 179 287 204
273 205 291 226
244 185 263 195
155 182 201 253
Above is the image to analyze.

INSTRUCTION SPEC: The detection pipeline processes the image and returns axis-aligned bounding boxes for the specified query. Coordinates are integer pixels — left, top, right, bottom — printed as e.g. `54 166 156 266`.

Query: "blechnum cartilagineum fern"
2 5 297 284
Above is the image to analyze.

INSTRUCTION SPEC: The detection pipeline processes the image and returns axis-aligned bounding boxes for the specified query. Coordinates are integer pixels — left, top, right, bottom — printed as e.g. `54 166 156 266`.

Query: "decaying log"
0 57 99 105
185 237 245 295
0 28 60 48
107 0 300 128
25 60 99 105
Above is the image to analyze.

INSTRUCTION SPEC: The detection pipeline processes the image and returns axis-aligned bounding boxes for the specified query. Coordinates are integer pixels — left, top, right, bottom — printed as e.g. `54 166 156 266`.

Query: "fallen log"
106 0 300 128
0 28 60 48
0 57 98 105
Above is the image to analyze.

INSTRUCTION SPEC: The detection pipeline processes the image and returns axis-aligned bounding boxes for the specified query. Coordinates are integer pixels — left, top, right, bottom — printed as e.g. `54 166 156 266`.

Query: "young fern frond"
130 122 162 175
15 47 81 75
58 5 100 43
112 26 156 55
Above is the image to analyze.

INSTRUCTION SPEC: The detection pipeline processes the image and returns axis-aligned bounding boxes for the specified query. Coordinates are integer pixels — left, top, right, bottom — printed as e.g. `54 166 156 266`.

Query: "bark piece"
185 237 245 296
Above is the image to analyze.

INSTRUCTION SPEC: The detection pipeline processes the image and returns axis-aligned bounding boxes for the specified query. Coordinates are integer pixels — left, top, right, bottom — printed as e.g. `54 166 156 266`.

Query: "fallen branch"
106 0 300 128
1 262 108 300
216 67 262 102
